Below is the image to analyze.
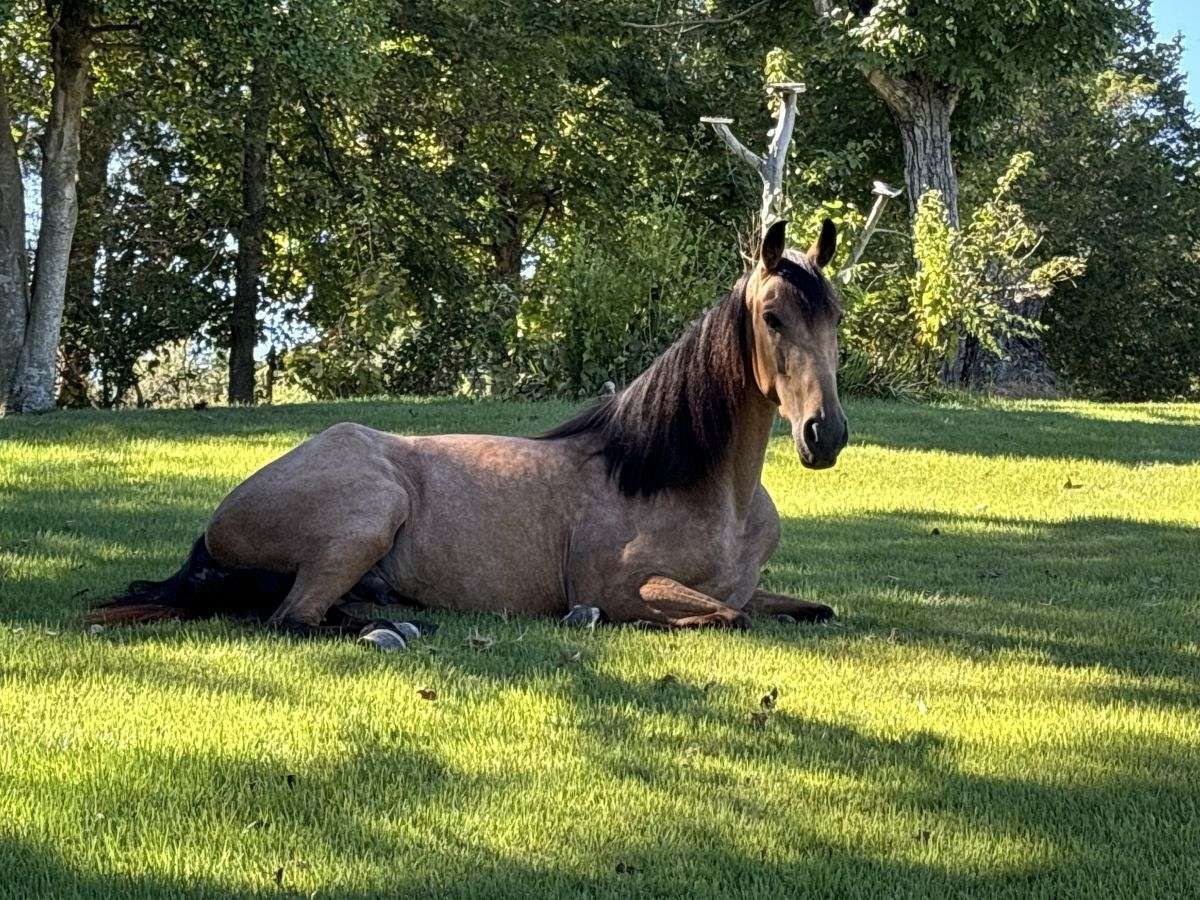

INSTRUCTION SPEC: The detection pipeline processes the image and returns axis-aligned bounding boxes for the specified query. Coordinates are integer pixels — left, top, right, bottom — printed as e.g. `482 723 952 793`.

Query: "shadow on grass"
3 692 1196 898
0 396 576 447
848 401 1200 465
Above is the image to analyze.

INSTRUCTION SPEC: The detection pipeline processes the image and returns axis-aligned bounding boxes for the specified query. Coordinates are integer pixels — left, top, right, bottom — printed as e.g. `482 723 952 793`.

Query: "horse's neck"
724 388 778 514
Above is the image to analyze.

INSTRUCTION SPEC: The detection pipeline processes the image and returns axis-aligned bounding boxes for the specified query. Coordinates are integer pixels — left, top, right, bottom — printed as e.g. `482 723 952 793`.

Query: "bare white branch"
838 180 903 283
702 82 806 237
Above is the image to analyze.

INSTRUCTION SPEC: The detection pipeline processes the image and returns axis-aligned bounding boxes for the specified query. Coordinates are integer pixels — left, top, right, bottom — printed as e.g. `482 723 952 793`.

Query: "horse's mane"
540 275 752 498
541 253 837 498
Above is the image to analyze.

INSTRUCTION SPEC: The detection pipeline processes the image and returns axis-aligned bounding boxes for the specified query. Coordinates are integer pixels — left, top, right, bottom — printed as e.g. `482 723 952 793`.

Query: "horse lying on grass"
89 219 848 637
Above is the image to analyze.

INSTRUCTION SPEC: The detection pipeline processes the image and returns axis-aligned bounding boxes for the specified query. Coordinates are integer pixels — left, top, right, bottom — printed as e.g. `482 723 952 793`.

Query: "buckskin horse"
90 219 848 634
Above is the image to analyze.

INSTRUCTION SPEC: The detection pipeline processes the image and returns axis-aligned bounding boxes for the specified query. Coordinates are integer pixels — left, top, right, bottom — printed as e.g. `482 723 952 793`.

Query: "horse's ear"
808 218 837 270
760 219 787 272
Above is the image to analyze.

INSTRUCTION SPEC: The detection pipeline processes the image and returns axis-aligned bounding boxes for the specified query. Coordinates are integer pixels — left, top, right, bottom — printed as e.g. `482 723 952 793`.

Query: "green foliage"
519 193 737 398
816 0 1129 103
982 4 1200 399
840 155 1083 390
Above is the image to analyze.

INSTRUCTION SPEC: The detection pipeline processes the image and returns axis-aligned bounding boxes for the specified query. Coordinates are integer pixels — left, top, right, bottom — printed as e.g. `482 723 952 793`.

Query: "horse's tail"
85 536 293 626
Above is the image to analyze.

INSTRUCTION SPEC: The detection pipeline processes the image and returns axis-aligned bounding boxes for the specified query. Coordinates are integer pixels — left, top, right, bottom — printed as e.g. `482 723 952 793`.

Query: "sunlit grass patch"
0 397 1198 897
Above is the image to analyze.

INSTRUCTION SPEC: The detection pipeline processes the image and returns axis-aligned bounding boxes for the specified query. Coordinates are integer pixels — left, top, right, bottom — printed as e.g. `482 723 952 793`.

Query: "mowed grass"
1 397 1199 898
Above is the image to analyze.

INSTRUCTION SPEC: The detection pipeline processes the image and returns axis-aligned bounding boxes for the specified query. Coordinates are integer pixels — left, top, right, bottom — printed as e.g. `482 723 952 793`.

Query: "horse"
89 219 848 634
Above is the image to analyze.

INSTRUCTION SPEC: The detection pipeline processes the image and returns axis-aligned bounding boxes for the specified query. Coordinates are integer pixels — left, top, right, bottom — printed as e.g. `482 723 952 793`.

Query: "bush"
516 196 738 398
839 153 1083 394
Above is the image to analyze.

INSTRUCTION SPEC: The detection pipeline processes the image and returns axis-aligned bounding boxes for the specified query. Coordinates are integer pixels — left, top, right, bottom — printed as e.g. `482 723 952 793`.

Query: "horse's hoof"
359 627 407 652
803 604 835 623
561 605 602 629
393 621 421 642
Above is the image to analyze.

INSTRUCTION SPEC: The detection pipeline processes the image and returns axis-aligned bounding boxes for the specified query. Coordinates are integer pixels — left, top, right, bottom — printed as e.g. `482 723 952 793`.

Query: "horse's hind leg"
633 576 751 629
746 588 834 623
267 522 403 632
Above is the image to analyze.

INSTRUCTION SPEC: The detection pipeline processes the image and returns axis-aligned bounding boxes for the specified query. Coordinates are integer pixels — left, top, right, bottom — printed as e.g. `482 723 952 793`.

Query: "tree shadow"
5 669 1197 898
847 400 1200 464
770 510 1200 685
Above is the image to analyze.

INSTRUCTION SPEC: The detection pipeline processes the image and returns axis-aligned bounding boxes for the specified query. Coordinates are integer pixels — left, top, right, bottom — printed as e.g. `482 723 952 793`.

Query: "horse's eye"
763 311 783 332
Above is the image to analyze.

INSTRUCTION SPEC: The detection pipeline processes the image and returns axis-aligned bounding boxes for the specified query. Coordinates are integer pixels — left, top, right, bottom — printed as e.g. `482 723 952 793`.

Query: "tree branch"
702 83 805 234
300 87 348 196
518 191 555 259
622 0 770 35
90 21 141 35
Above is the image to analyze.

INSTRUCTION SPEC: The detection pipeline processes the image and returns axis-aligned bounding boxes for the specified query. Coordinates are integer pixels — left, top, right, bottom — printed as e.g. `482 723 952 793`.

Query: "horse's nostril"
803 418 820 448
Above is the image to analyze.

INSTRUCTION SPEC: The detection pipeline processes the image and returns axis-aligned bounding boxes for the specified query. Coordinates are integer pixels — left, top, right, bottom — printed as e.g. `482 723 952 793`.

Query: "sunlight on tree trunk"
8 4 92 413
867 71 961 227
230 53 274 406
59 73 116 409
0 66 29 410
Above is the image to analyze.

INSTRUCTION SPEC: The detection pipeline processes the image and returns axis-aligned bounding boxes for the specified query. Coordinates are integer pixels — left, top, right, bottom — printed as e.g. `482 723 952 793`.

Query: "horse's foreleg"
746 588 834 623
633 576 751 629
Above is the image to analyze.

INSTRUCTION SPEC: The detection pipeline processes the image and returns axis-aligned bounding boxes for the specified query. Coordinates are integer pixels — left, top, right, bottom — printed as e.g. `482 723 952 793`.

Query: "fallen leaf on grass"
760 687 778 710
555 649 582 668
467 629 495 652
655 674 680 687
615 862 640 875
915 829 932 845
418 688 438 701
1063 478 1084 490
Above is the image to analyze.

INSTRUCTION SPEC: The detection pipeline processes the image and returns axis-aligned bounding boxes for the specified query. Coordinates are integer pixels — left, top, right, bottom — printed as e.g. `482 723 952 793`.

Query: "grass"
1 396 1198 898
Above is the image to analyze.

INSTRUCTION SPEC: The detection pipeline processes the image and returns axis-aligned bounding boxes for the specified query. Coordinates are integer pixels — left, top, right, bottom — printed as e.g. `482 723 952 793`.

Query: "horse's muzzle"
796 413 848 470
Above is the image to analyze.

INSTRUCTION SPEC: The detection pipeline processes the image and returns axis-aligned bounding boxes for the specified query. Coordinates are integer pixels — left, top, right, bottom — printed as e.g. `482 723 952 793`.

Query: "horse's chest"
603 487 780 606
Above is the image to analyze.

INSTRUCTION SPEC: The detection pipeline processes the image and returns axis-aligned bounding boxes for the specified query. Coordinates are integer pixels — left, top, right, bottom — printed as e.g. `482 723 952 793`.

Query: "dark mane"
540 253 838 498
540 275 752 497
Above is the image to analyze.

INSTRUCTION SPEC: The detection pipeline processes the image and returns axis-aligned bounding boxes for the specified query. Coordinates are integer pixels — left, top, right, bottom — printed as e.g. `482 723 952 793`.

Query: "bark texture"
8 3 92 412
58 73 115 408
0 67 29 410
229 54 274 405
866 71 960 226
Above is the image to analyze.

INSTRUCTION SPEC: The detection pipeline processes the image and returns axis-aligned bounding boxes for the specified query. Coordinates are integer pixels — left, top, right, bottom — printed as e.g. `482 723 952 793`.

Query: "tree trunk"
7 4 92 412
58 74 115 408
866 71 960 226
0 67 29 411
229 54 274 405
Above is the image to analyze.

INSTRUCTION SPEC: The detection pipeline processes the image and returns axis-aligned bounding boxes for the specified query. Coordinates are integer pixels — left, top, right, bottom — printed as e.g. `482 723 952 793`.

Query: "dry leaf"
467 629 495 652
418 688 438 701
760 687 778 710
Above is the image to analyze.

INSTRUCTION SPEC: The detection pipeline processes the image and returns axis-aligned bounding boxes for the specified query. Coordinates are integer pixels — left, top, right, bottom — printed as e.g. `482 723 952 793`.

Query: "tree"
810 0 1128 226
986 2 1200 398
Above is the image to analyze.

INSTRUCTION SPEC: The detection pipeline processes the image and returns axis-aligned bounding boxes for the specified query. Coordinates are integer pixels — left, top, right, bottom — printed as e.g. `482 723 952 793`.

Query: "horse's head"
745 219 848 469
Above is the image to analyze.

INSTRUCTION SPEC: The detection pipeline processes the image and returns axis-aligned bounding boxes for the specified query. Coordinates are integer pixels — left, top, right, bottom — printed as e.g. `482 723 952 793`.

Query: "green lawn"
1 397 1198 898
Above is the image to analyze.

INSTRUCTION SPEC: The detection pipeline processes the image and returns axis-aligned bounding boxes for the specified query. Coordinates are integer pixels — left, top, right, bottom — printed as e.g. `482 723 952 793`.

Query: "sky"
1152 0 1199 103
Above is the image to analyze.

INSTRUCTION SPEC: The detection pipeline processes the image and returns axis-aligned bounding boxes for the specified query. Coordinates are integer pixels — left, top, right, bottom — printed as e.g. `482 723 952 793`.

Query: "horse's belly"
377 434 586 616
